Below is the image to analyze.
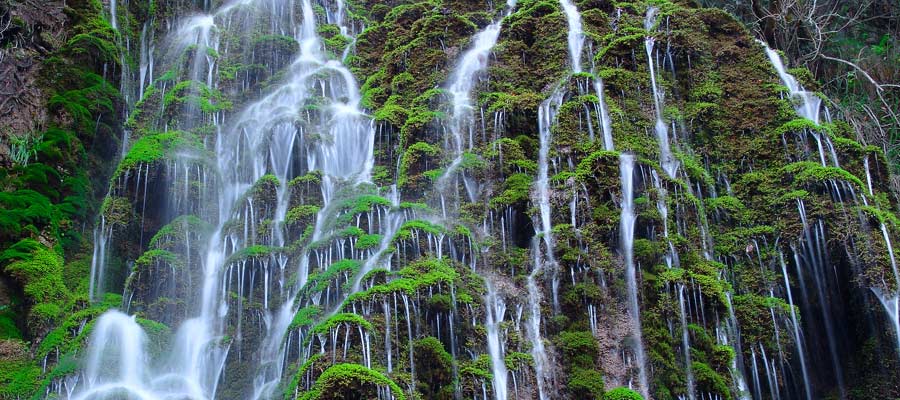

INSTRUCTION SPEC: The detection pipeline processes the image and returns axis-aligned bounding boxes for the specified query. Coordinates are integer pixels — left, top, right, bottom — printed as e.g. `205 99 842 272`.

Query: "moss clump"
413 336 455 398
4 246 69 325
304 259 361 293
398 141 441 188
569 367 605 399
115 131 205 177
490 173 533 207
604 387 644 400
227 245 274 264
310 312 373 335
557 330 599 368
0 341 41 399
692 361 731 399
286 205 321 225
289 305 322 330
346 258 459 303
356 234 383 250
163 80 232 114
298 363 405 400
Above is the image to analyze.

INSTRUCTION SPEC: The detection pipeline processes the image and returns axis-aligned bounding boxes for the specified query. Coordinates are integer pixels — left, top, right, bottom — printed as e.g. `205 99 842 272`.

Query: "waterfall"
677 284 696 400
864 157 900 355
485 280 509 400
762 45 822 124
593 77 615 150
72 311 150 399
559 0 584 73
644 6 678 178
619 153 649 397
527 92 565 400
47 2 900 400
438 1 517 199
722 293 752 400
88 216 112 301
77 1 381 398
109 0 118 31
795 199 846 396
778 252 813 400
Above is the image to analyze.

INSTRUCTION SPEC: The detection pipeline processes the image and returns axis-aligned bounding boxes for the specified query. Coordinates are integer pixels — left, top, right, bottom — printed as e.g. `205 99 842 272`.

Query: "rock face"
1 1 900 399
0 1 67 165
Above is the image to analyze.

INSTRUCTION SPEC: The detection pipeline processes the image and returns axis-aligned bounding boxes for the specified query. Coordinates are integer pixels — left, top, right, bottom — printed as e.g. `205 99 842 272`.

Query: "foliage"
298 363 405 400
604 387 644 400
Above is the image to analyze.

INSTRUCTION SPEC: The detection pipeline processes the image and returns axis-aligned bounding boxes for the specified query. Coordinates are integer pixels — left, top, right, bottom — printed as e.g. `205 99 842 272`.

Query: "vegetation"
2 0 899 399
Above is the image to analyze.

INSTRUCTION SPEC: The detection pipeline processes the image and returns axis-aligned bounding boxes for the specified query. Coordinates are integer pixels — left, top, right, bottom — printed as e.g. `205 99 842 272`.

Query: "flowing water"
779 252 813 400
485 280 509 400
677 284 696 400
527 91 565 400
559 0 584 73
64 1 900 399
763 45 822 124
593 77 615 150
619 153 649 397
78 0 380 398
644 6 678 178
439 0 517 201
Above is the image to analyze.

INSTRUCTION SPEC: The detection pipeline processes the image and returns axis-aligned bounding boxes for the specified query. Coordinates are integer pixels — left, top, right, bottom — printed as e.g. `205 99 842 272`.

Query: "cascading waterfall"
88 217 112 301
763 43 841 168
795 198 847 396
485 280 509 400
644 6 678 178
76 311 149 399
78 1 380 399
42 2 900 400
763 46 822 125
593 77 615 150
527 91 565 400
764 41 861 397
778 252 813 400
559 0 584 73
677 284 695 400
618 153 649 397
438 0 517 204
864 157 900 355
721 294 753 400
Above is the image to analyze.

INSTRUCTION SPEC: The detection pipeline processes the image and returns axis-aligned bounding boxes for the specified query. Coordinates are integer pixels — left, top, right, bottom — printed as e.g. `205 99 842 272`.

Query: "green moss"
289 305 322 330
228 245 274 263
357 234 383 250
774 118 826 136
569 367 605 399
783 161 864 188
149 215 211 248
0 352 41 399
489 173 533 207
48 73 119 133
115 131 206 178
4 245 69 323
398 141 441 187
163 80 232 113
557 330 598 368
692 361 731 399
346 258 459 303
298 363 405 400
459 354 492 380
305 259 361 293
0 306 22 339
310 312 373 335
287 205 321 225
0 192 57 240
504 351 533 371
604 387 644 400
395 219 447 240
